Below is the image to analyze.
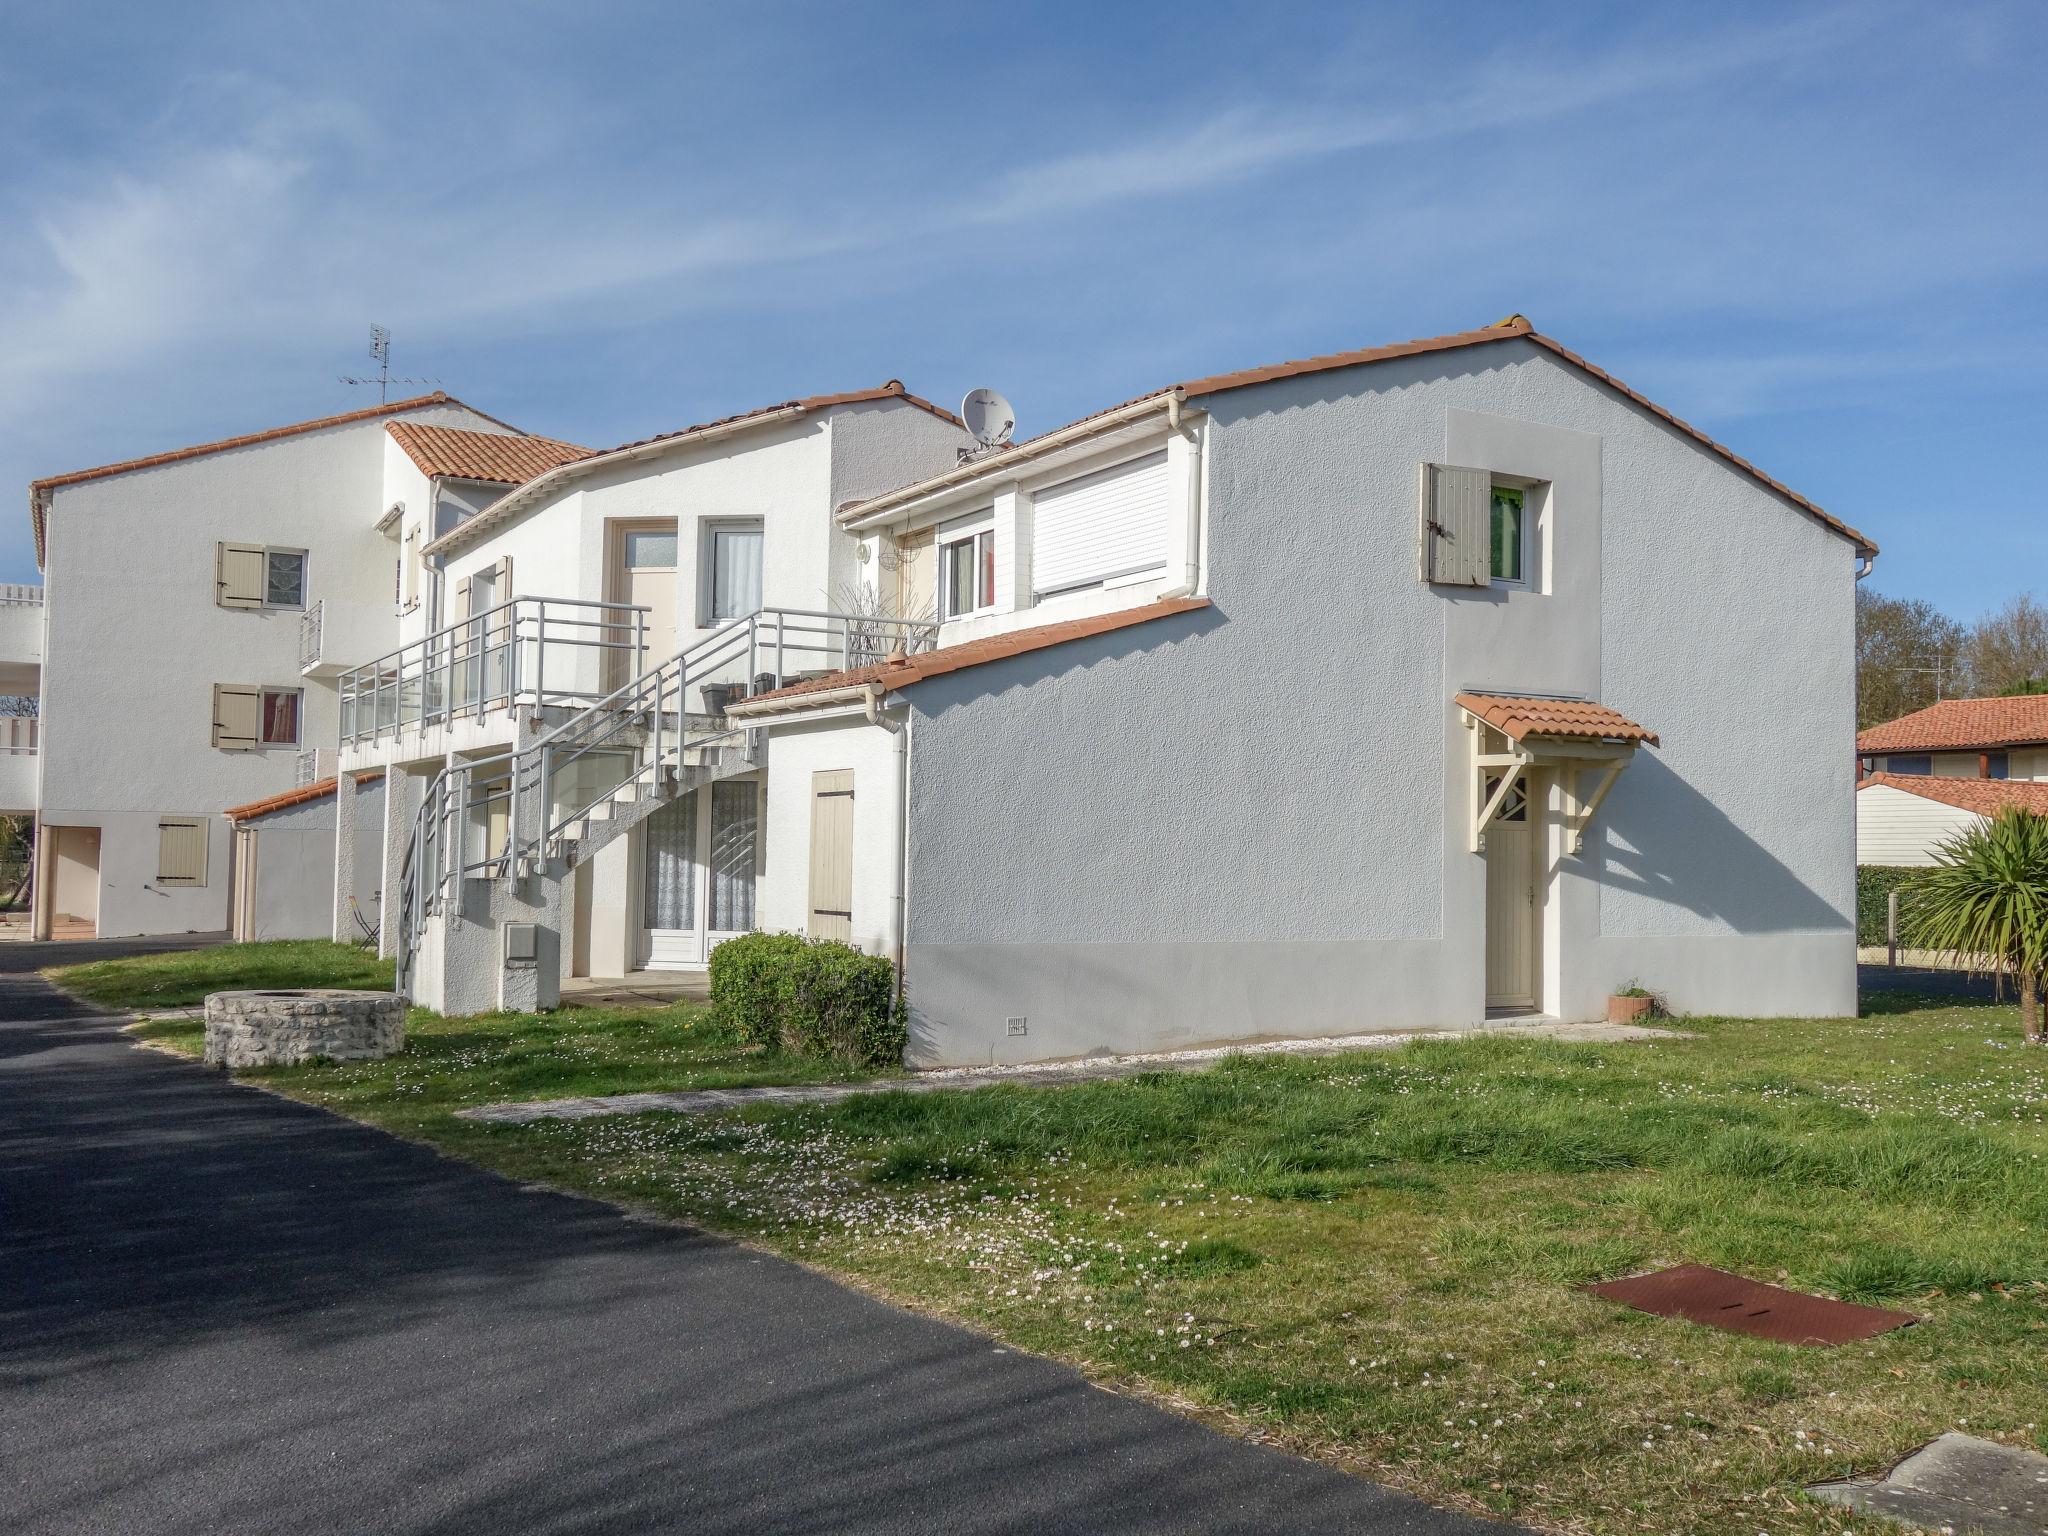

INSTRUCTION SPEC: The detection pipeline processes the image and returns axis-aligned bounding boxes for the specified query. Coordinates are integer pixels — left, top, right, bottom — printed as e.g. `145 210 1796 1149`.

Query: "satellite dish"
960 388 1015 449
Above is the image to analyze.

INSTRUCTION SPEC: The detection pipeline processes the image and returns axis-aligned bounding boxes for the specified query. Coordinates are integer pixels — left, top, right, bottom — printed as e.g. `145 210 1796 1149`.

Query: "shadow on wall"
911 603 1228 716
1592 752 1846 934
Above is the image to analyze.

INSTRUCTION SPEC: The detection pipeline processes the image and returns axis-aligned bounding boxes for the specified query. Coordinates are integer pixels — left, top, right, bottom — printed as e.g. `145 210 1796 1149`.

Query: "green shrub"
706 931 806 1047
786 940 904 1065
707 932 905 1066
1856 865 1919 945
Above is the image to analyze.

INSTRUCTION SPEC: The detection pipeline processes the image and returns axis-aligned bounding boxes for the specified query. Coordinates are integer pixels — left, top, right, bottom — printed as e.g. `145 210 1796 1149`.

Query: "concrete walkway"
0 938 1510 1535
457 1017 1683 1125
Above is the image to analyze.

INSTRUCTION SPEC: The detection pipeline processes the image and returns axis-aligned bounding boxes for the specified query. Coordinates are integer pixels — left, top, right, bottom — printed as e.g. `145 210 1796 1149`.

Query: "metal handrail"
525 606 935 862
299 600 324 671
339 596 650 747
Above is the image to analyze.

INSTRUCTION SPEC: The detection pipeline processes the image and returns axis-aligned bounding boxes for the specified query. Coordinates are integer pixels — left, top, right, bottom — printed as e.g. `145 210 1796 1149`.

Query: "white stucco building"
367 317 1873 1063
26 393 539 939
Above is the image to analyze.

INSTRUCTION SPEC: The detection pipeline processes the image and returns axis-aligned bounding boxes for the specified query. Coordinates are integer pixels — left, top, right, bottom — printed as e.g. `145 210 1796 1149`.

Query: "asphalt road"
0 938 1507 1535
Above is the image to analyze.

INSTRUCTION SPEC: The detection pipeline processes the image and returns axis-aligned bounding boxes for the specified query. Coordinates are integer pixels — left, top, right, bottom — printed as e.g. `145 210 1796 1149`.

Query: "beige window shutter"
491 556 515 645
403 529 419 610
1419 464 1492 586
453 575 471 620
808 769 854 944
216 542 267 609
211 684 261 750
156 817 209 886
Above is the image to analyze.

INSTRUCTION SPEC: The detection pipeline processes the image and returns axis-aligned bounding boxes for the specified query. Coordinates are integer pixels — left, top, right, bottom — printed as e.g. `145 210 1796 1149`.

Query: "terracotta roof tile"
837 316 1875 557
28 393 501 567
385 422 590 484
1858 696 2048 754
1456 692 1660 746
1858 772 2048 817
730 597 1211 712
224 770 383 823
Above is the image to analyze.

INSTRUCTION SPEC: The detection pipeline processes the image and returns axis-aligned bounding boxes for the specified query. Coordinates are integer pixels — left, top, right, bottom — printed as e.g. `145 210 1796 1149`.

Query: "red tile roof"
730 597 1211 711
1457 692 1660 746
385 422 590 484
225 771 383 823
28 393 501 566
837 316 1876 557
1858 696 2048 754
1858 772 2048 817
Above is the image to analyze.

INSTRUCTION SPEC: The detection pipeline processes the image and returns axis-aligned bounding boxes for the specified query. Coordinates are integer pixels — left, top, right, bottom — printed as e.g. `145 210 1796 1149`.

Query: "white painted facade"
1855 782 1983 867
805 336 1865 1065
30 398 511 938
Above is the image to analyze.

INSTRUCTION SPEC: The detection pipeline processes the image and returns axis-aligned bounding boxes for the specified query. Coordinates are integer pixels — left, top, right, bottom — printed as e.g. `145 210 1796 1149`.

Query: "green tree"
1963 593 2048 698
1856 588 1964 729
1907 807 2048 1043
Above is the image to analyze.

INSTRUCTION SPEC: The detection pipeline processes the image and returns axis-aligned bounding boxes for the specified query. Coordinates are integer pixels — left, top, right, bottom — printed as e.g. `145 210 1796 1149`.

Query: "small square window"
1986 753 2010 780
260 688 300 746
265 550 306 608
1489 486 1525 585
625 530 678 569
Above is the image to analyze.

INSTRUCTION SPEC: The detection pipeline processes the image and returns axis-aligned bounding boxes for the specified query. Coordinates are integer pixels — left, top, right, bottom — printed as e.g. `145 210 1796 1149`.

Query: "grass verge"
81 947 2048 1535
49 938 394 1010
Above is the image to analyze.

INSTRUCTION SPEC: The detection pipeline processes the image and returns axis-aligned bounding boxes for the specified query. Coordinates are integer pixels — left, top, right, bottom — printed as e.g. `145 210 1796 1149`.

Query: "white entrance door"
1483 772 1540 1011
640 778 759 969
611 522 679 688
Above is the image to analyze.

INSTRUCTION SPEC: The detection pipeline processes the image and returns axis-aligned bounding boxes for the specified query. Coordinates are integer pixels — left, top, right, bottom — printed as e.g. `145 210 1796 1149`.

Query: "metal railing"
527 607 935 863
0 584 43 607
391 606 935 995
299 600 324 671
0 717 35 756
339 596 649 747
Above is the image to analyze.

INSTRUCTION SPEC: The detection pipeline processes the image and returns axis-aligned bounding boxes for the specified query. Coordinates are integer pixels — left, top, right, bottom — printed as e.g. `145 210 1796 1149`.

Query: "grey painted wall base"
411 872 563 1017
903 932 1853 1068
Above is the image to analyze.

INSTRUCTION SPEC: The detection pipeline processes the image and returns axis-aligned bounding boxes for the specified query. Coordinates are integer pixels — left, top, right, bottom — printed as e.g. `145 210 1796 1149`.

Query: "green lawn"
70 943 2048 1535
49 939 394 1009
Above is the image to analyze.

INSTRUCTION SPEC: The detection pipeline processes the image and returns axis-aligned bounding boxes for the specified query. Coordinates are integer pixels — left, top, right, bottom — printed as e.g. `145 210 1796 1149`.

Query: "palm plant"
1906 806 2048 1042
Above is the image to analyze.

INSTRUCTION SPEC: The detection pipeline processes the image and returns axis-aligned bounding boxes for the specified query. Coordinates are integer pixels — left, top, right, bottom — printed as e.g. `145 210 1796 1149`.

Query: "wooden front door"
1483 771 1539 1011
808 770 854 943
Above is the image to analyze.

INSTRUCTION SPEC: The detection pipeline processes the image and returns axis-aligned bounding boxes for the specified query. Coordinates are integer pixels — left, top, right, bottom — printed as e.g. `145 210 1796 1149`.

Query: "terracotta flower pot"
1608 994 1654 1024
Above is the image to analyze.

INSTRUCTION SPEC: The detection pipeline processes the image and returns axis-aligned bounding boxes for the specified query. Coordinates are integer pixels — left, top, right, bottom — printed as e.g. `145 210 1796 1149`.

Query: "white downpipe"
1163 389 1203 599
864 682 911 1009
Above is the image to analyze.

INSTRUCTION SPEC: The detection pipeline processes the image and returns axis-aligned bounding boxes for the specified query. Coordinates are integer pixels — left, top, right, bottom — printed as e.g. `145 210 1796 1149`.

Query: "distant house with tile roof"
1854 696 2048 865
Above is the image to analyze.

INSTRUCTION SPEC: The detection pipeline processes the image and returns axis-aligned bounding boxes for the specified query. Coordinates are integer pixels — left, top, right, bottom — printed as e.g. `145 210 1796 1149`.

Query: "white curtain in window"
710 525 763 622
708 779 757 932
642 792 697 931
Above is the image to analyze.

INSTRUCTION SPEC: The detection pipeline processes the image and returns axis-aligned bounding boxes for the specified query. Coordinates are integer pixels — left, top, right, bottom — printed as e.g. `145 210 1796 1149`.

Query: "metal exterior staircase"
394 606 935 999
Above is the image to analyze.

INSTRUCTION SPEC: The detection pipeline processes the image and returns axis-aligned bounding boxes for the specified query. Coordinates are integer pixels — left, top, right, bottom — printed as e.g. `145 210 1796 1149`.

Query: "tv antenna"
339 326 438 403
958 388 1015 461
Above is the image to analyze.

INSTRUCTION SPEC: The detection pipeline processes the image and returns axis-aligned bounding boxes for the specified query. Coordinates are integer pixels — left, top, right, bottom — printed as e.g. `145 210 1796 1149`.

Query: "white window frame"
698 517 764 628
1488 480 1532 591
937 510 997 621
258 686 303 748
263 547 308 610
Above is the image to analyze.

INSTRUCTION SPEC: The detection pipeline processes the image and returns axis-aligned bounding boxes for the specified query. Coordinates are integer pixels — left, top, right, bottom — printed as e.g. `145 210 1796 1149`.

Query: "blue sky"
2 1 2040 614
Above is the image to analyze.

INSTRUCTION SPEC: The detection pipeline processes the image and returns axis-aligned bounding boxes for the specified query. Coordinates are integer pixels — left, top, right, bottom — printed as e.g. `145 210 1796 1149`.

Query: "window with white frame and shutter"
213 685 300 750
216 543 307 609
1030 451 1170 599
156 818 208 887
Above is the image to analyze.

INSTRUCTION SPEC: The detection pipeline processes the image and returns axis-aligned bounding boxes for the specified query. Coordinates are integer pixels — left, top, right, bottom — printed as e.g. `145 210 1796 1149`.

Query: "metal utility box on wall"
503 922 538 964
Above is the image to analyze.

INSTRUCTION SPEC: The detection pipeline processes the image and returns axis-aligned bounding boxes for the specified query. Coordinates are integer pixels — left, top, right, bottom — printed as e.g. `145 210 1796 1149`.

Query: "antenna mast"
339 325 437 403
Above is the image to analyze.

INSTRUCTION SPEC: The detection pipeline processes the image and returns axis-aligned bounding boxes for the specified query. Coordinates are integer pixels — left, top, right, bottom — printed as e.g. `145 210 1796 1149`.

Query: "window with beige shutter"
212 684 261 750
808 770 854 944
403 527 420 611
156 817 209 887
1418 463 1493 586
215 542 268 609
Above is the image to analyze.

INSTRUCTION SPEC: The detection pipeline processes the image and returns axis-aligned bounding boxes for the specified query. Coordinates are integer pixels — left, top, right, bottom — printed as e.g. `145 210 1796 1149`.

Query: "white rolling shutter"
1030 451 1169 598
1419 463 1492 586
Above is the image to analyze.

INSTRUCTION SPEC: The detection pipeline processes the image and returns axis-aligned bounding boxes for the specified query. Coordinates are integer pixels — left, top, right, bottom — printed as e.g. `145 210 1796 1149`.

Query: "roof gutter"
838 393 1178 530
424 403 811 558
725 681 881 721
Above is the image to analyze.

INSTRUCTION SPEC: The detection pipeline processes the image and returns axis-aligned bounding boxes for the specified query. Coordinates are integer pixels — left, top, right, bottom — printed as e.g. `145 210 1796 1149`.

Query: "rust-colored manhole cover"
1583 1264 1918 1346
